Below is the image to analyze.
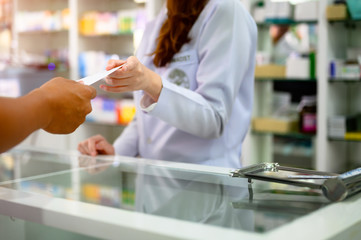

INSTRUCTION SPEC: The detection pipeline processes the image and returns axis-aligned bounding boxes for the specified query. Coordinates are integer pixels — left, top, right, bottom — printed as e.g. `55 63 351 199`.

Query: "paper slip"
77 64 125 86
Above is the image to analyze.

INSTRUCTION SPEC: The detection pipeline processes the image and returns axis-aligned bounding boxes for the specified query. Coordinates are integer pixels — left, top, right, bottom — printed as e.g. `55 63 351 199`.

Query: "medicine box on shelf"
326 4 348 21
254 64 286 78
252 117 298 134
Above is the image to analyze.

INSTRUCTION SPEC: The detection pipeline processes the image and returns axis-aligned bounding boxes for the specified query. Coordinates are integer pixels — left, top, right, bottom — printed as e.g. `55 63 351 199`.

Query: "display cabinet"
1 147 361 239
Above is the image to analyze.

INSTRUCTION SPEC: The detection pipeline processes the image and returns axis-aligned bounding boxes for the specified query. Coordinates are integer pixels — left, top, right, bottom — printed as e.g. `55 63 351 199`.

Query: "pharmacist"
77 0 257 168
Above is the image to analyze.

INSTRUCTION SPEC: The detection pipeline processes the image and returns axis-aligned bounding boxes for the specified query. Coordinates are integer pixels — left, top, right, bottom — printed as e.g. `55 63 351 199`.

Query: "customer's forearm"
0 90 50 153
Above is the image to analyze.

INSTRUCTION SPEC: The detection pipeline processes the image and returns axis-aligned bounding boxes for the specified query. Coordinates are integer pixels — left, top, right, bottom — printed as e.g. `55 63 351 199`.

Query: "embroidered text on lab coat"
171 55 191 64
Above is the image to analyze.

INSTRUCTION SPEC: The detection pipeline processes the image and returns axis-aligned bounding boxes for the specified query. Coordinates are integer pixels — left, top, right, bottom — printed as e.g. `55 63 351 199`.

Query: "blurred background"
0 0 360 173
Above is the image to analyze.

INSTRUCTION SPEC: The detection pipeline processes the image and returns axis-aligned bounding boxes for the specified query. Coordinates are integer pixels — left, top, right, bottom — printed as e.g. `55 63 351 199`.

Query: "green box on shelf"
347 0 361 20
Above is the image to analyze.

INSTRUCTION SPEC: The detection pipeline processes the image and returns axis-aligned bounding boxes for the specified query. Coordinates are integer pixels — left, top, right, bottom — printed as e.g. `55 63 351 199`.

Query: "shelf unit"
243 0 361 173
243 0 319 170
12 0 69 74
325 8 361 170
329 78 361 83
257 20 318 27
0 0 13 64
252 130 315 140
12 0 161 77
255 78 317 82
15 0 165 152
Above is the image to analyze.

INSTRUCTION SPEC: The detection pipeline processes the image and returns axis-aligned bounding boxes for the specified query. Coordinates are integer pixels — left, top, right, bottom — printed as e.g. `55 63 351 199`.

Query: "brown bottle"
298 96 317 134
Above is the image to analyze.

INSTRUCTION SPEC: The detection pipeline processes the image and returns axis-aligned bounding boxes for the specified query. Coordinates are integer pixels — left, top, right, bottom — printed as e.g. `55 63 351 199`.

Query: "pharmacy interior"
1 0 361 239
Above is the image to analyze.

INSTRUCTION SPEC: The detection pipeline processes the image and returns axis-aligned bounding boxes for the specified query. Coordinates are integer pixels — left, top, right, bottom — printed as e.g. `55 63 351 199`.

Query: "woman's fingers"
77 135 108 156
102 56 148 94
106 59 126 71
105 76 132 85
95 141 115 155
99 85 129 93
124 56 137 70
87 140 98 156
77 143 88 155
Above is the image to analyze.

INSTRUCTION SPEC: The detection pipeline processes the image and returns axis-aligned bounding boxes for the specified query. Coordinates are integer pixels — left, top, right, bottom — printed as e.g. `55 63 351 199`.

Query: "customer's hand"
78 135 115 156
39 77 96 134
102 56 162 102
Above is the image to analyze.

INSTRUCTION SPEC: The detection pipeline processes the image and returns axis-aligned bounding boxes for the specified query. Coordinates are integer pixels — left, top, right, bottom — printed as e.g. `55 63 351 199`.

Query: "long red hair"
152 0 208 67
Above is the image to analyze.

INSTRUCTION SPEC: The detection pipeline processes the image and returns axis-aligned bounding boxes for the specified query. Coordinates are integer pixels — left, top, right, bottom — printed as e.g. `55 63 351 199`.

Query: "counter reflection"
0 150 330 233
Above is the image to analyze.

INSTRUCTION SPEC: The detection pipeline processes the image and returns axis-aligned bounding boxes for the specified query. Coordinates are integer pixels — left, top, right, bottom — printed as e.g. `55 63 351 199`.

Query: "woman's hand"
101 56 162 102
78 156 111 174
77 135 115 156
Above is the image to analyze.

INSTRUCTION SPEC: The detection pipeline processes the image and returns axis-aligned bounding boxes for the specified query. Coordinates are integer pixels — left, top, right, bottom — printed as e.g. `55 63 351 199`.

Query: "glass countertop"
0 147 330 234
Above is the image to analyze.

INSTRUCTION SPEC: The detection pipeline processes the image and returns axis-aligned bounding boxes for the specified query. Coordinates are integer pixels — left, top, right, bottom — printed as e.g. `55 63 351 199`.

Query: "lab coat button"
147 138 152 144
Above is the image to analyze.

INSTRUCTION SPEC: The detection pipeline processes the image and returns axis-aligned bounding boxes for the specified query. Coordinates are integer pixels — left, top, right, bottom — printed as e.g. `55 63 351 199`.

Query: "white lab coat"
113 0 257 168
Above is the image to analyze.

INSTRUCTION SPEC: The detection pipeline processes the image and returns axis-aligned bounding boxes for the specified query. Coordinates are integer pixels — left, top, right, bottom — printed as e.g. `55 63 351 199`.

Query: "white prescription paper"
77 64 124 86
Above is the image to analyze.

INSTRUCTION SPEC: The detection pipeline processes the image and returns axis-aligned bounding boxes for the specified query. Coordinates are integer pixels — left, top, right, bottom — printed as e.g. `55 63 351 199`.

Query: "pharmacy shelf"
80 33 133 37
328 19 361 25
256 78 317 82
328 137 361 142
320 0 361 172
84 121 127 128
329 78 361 83
252 130 316 140
13 0 70 73
0 23 11 31
243 0 346 172
18 30 69 34
11 0 162 153
257 19 317 27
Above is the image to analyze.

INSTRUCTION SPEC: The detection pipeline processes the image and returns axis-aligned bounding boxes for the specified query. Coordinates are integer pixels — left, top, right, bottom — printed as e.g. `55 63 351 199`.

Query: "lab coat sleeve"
141 1 256 139
113 116 139 157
